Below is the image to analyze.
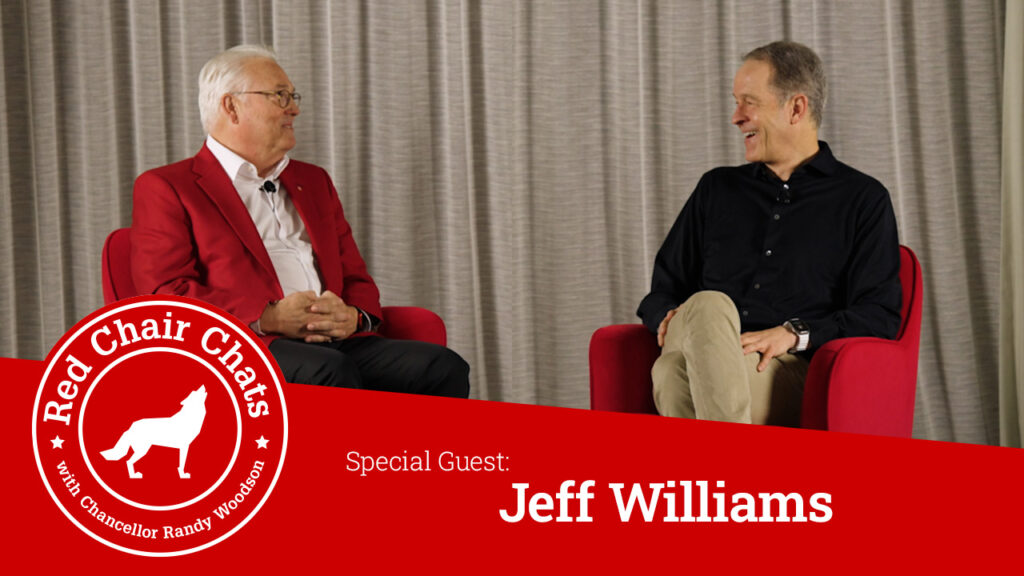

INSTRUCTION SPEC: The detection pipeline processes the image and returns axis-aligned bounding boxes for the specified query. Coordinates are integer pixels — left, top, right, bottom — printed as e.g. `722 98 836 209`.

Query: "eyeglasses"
233 89 302 109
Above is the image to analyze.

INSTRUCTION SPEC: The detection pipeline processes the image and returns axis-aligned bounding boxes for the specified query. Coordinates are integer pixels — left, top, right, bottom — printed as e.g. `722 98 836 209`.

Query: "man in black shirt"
638 41 901 426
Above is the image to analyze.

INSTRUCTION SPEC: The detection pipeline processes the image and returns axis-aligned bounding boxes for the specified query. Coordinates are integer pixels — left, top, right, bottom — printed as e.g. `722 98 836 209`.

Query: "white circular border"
32 298 289 557
79 347 243 511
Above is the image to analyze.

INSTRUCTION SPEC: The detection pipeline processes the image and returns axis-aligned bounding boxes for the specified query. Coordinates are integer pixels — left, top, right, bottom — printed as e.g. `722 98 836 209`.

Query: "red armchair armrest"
802 336 917 437
379 306 447 347
589 324 660 414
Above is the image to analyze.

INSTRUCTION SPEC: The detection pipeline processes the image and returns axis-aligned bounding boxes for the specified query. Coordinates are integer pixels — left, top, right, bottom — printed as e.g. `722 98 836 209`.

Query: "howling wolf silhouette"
100 386 208 479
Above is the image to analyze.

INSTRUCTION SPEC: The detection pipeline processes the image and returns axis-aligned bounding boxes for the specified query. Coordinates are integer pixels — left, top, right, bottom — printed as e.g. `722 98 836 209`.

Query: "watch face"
788 319 809 334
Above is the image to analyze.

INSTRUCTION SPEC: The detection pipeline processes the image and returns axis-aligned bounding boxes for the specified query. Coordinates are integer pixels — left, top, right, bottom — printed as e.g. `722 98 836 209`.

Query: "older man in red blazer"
131 45 468 397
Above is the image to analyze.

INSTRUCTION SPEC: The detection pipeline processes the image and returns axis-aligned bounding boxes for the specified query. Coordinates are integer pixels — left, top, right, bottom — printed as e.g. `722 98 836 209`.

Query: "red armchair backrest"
102 228 137 304
798 245 923 435
896 245 923 349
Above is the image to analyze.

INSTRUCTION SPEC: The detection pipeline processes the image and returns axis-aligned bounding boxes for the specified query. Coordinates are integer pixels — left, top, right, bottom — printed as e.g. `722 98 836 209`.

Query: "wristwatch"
783 318 810 353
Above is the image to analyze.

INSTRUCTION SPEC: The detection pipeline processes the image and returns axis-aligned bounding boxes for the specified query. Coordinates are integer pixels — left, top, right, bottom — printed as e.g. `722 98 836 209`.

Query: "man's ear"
789 93 809 125
221 94 240 124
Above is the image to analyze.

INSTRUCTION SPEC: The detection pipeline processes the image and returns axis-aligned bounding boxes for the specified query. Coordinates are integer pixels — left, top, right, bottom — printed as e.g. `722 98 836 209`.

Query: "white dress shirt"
205 135 322 297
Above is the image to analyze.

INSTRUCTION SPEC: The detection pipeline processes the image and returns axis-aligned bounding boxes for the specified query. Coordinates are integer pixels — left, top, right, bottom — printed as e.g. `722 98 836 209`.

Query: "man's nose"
731 106 743 126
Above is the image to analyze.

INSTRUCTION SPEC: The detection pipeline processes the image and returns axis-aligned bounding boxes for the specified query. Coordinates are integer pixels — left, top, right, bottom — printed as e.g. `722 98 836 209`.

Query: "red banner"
4 354 1022 572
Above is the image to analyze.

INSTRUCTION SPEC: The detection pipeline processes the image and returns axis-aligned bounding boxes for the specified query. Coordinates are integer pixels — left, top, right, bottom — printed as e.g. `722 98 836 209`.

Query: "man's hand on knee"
740 326 798 372
259 291 319 339
657 308 679 347
305 290 360 342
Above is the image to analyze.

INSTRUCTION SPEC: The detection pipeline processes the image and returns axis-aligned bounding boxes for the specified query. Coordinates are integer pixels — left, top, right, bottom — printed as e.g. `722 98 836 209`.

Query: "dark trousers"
269 336 470 398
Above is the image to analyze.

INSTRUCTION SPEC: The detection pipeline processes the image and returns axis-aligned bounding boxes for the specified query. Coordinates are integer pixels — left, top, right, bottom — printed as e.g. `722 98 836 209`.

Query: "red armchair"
589 245 923 437
102 228 447 346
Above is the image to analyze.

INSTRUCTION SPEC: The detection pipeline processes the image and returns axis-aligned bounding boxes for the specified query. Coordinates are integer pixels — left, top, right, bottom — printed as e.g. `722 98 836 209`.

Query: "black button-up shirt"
638 141 901 350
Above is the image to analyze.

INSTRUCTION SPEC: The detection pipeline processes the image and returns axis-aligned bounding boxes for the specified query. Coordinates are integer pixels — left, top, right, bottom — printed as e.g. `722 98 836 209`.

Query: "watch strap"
784 319 810 353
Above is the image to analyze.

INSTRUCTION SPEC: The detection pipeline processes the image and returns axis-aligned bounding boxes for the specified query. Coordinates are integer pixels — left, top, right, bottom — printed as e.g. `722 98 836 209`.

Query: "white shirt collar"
205 135 290 184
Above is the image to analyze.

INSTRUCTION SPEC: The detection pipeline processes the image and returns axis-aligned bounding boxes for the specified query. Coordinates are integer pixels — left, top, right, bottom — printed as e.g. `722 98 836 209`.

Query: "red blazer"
131 144 382 344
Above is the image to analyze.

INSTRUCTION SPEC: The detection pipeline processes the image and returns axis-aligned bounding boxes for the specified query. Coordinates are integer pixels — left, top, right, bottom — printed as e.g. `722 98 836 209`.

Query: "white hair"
198 44 278 133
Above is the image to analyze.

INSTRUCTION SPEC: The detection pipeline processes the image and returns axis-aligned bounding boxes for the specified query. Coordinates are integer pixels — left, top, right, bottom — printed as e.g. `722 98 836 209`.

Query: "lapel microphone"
261 180 277 194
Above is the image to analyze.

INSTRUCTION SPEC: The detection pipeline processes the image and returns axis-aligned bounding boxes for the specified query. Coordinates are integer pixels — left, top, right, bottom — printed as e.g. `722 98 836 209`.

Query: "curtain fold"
0 0 1007 444
1000 0 1023 447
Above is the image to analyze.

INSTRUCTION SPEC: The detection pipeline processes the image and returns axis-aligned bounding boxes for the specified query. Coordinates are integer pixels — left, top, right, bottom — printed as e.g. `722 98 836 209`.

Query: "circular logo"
33 296 288 556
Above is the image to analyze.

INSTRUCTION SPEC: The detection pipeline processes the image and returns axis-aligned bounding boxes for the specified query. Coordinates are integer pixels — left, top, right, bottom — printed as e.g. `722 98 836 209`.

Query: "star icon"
51 436 65 449
256 436 269 449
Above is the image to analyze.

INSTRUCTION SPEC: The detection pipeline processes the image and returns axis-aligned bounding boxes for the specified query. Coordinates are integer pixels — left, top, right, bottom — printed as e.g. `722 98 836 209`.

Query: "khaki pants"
651 291 808 426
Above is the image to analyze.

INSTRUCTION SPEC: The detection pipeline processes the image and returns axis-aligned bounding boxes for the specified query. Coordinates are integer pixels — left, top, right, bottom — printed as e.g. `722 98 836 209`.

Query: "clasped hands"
657 308 798 372
258 290 360 342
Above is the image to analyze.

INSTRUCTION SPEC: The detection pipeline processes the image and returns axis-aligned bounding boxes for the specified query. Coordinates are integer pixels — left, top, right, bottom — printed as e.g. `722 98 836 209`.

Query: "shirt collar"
753 139 839 181
753 140 838 181
205 135 290 184
804 140 838 176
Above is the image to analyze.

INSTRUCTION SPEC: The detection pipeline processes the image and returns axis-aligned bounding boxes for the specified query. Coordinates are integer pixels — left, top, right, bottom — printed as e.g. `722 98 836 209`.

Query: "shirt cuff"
249 318 266 336
250 300 278 336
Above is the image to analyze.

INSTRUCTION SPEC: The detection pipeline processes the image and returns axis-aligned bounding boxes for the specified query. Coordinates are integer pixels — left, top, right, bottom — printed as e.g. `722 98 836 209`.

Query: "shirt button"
783 184 789 190
754 283 761 290
773 214 781 221
765 249 773 257
742 310 749 317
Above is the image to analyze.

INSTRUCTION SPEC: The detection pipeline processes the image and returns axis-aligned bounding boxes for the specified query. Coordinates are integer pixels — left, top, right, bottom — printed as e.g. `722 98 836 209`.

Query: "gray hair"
743 41 827 127
198 45 279 133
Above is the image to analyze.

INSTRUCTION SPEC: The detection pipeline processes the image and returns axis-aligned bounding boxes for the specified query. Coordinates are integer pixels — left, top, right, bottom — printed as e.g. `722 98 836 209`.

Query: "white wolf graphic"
100 385 208 479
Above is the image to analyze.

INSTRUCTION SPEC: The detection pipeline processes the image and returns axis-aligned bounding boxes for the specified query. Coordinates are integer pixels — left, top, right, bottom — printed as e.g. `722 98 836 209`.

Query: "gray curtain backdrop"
0 0 1008 444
